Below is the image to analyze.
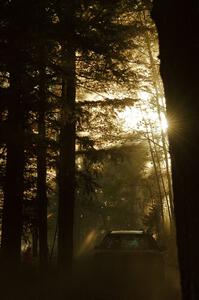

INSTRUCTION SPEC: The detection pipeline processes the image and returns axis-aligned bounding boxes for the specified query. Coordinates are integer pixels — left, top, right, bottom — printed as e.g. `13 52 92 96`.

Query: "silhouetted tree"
0 0 27 264
152 1 199 299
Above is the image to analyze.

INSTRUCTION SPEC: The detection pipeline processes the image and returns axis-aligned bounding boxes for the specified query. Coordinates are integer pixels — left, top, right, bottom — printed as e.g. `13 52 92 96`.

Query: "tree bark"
1 70 25 265
57 1 76 273
58 45 76 272
152 1 199 299
37 63 48 269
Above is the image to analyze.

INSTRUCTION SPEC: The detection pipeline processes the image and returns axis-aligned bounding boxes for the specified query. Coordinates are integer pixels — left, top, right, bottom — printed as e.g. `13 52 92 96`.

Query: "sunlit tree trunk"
140 10 175 224
140 109 164 237
146 115 173 224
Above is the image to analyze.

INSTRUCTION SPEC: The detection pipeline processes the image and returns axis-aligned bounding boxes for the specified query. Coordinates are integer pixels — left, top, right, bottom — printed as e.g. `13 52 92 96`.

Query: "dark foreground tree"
152 1 199 299
0 1 27 264
0 0 57 267
57 1 76 272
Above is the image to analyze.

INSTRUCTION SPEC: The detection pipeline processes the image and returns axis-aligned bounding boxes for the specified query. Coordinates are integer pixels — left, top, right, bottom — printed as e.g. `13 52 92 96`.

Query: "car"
93 230 165 299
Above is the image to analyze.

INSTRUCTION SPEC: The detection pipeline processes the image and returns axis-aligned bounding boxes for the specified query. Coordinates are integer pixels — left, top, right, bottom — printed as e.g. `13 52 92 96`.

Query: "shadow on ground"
0 257 181 300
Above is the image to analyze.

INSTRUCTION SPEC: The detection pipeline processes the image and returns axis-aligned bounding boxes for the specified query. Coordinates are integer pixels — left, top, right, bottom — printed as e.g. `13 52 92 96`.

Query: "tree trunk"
57 1 76 272
141 13 175 222
152 1 199 299
37 64 48 269
1 71 25 265
57 47 76 272
32 223 38 258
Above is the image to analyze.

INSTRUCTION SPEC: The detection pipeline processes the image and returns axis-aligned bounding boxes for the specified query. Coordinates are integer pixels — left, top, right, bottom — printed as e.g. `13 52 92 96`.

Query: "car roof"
109 230 144 235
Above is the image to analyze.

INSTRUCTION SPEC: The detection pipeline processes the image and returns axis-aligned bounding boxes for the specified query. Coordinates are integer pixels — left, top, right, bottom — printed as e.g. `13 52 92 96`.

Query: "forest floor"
71 256 182 300
0 259 181 300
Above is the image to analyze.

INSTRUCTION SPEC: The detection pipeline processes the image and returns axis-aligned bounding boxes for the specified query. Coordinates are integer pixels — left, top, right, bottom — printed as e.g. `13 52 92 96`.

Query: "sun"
159 112 169 132
119 103 168 133
118 107 142 131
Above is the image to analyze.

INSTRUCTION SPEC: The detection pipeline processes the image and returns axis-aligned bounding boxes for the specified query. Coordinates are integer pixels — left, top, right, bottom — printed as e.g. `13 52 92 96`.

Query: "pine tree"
55 0 143 270
0 0 27 264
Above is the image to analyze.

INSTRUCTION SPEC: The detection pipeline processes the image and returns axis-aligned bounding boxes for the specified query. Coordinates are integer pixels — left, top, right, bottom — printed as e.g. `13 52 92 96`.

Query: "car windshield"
99 233 159 251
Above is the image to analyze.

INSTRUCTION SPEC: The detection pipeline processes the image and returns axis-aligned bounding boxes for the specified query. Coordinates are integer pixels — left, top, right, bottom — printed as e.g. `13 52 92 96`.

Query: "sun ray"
118 95 168 133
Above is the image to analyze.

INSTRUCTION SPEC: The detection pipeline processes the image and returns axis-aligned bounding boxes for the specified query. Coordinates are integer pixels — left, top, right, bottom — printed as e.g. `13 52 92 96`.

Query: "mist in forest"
0 0 182 299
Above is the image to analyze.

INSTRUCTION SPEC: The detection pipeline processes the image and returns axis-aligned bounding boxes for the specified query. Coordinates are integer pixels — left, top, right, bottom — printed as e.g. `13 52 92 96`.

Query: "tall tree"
152 1 199 299
0 1 27 264
37 54 48 269
56 0 143 270
0 0 57 266
57 1 76 272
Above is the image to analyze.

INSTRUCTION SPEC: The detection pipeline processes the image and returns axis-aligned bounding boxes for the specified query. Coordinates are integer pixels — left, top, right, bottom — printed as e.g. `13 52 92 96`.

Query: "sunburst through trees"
0 1 179 299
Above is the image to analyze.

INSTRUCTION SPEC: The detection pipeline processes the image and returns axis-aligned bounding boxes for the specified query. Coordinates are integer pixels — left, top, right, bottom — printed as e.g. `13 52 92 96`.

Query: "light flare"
119 92 168 133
